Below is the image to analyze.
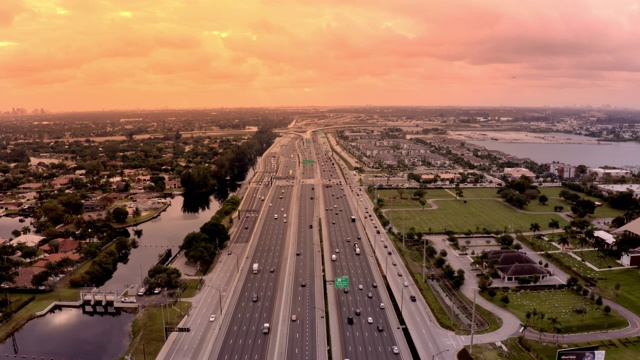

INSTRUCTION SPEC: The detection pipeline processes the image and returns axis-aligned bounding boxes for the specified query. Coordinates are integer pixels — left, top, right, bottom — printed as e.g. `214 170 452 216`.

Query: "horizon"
2 1 640 111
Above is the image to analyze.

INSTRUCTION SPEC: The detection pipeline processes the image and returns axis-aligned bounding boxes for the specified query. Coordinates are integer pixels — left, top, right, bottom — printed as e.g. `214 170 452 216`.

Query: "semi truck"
253 263 259 274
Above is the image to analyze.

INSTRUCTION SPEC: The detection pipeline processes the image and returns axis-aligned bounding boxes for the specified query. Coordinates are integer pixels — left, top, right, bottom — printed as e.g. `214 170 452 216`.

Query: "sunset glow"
1 0 640 111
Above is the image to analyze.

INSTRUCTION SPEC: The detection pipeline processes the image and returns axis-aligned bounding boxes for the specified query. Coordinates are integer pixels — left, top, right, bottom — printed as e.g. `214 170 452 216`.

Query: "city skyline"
1 0 640 111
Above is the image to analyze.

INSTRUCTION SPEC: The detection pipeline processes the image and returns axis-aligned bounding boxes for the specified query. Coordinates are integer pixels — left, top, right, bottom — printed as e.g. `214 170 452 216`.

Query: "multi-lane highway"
312 133 410 359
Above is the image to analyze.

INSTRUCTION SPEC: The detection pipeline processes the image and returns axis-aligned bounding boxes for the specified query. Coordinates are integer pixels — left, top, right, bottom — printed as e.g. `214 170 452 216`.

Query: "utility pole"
470 291 477 356
403 210 406 251
422 234 426 282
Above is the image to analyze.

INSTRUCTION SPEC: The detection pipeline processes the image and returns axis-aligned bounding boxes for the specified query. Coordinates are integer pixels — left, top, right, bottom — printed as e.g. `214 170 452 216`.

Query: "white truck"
253 263 259 274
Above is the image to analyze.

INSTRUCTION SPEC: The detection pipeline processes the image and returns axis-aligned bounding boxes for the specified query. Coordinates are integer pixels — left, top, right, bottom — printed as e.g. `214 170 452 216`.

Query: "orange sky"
1 0 640 111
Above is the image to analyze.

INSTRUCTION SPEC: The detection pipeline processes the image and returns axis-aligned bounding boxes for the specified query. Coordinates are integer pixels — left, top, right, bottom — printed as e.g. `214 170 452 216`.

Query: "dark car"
377 325 384 332
301 281 306 287
355 308 361 316
252 294 258 302
347 316 354 325
410 295 417 302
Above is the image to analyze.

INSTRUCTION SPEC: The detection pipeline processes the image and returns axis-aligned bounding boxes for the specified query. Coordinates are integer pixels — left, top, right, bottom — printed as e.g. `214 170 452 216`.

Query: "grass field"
545 252 601 280
483 289 627 333
466 337 534 360
387 199 567 233
180 278 202 298
126 301 191 360
520 235 559 252
521 337 640 360
575 250 622 269
597 269 640 317
537 188 624 218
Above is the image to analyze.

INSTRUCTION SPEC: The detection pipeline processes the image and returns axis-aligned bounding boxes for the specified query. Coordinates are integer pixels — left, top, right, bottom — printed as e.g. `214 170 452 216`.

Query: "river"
469 133 640 168
99 195 220 292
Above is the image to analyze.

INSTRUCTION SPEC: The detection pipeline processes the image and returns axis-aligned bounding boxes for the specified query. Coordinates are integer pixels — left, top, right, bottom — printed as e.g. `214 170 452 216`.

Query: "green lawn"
521 337 640 360
126 301 191 360
459 187 502 199
544 252 601 281
575 250 622 269
387 199 567 233
181 278 201 298
519 235 559 252
537 188 624 218
376 189 454 208
597 269 640 317
483 289 627 334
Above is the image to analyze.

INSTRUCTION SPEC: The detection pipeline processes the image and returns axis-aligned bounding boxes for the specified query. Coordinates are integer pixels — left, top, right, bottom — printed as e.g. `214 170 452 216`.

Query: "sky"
1 0 640 111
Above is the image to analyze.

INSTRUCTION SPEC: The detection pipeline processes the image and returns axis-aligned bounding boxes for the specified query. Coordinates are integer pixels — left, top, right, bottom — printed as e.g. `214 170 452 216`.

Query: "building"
549 163 576 179
597 184 640 199
503 168 536 180
621 248 640 267
11 234 45 247
485 250 549 282
589 168 631 179
613 217 640 237
594 230 616 248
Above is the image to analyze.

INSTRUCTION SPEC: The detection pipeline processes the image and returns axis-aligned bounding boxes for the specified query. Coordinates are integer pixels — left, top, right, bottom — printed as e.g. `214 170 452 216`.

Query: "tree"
31 270 51 287
132 207 142 219
571 199 597 218
557 234 570 250
529 223 540 235
112 207 129 223
539 194 548 205
614 282 621 299
500 294 510 306
548 219 560 233
603 305 611 315
413 189 426 199
48 239 61 253
419 198 426 210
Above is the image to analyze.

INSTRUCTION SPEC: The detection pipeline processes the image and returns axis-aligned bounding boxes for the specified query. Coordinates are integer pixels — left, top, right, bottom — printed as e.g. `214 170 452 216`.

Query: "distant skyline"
1 0 640 111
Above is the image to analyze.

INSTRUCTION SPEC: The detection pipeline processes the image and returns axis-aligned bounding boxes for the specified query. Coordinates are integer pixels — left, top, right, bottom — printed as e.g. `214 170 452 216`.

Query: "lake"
0 307 133 359
470 133 640 167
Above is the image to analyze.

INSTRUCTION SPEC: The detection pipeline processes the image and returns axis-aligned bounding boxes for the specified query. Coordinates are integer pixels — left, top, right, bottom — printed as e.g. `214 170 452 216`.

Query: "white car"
392 346 399 354
209 315 216 322
367 317 373 324
403 281 409 287
380 303 385 309
358 284 363 290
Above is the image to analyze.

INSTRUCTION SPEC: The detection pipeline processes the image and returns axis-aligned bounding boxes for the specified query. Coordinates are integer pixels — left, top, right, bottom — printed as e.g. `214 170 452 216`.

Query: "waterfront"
0 216 30 240
99 195 220 292
0 307 133 359
469 133 640 167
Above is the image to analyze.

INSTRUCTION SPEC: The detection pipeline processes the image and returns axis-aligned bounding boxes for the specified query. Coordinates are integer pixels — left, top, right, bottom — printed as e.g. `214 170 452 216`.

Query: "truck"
351 216 356 222
253 263 259 274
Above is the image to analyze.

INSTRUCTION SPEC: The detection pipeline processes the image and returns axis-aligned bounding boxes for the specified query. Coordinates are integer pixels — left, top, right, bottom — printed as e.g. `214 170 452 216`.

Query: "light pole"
400 283 416 312
470 291 477 356
432 348 449 360
204 285 223 315
422 234 426 282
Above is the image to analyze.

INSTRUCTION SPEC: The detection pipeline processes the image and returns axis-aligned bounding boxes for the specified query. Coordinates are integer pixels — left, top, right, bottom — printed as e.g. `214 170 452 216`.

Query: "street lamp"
203 284 223 315
432 348 449 360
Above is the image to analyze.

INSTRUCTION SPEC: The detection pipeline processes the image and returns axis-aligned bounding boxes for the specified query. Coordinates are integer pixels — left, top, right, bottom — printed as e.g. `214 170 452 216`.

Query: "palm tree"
558 234 570 250
21 226 31 235
548 219 560 233
577 236 589 255
529 222 541 235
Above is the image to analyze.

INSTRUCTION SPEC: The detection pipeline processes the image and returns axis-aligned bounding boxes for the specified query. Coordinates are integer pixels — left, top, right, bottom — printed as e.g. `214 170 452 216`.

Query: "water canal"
0 195 220 358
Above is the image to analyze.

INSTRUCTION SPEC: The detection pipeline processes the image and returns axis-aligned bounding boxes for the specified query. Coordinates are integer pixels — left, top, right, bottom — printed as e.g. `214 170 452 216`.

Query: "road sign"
166 327 191 333
335 276 349 289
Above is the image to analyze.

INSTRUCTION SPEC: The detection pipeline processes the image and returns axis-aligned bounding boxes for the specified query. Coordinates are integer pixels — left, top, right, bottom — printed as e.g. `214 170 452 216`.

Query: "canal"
99 195 221 292
0 195 220 358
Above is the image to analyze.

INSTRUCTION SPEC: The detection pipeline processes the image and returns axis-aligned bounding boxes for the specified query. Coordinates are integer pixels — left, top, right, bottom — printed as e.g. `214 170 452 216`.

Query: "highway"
213 138 298 360
312 133 410 360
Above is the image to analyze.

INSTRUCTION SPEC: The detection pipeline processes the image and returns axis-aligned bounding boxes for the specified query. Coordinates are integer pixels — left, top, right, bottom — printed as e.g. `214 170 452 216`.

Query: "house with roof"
485 249 549 282
39 238 79 254
613 217 640 237
12 267 45 288
621 248 640 267
11 234 45 247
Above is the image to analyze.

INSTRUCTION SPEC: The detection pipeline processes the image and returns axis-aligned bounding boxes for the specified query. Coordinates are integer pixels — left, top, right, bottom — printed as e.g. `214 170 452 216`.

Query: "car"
244 225 249 229
309 224 313 228
153 287 161 294
392 261 397 266
335 248 340 253
346 237 350 242
367 317 373 324
291 315 297 322
403 281 409 287
296 250 301 256
380 303 385 309
410 295 417 302
284 219 287 223
367 292 373 298
284 214 287 218
274 215 278 219
228 251 232 255
372 282 377 288
358 284 363 290
344 288 349 293
387 251 392 255
357 236 361 240
332 221 335 224
347 316 354 325
377 325 384 332
355 308 361 316
392 346 399 354
301 281 306 287
209 314 216 322
269 203 272 206
376 230 381 234
383 244 388 248
252 294 258 302
270 267 275 273
398 272 402 277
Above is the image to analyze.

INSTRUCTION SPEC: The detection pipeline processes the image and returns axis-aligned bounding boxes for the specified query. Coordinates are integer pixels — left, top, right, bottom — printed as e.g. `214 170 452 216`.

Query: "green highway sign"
335 276 349 289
